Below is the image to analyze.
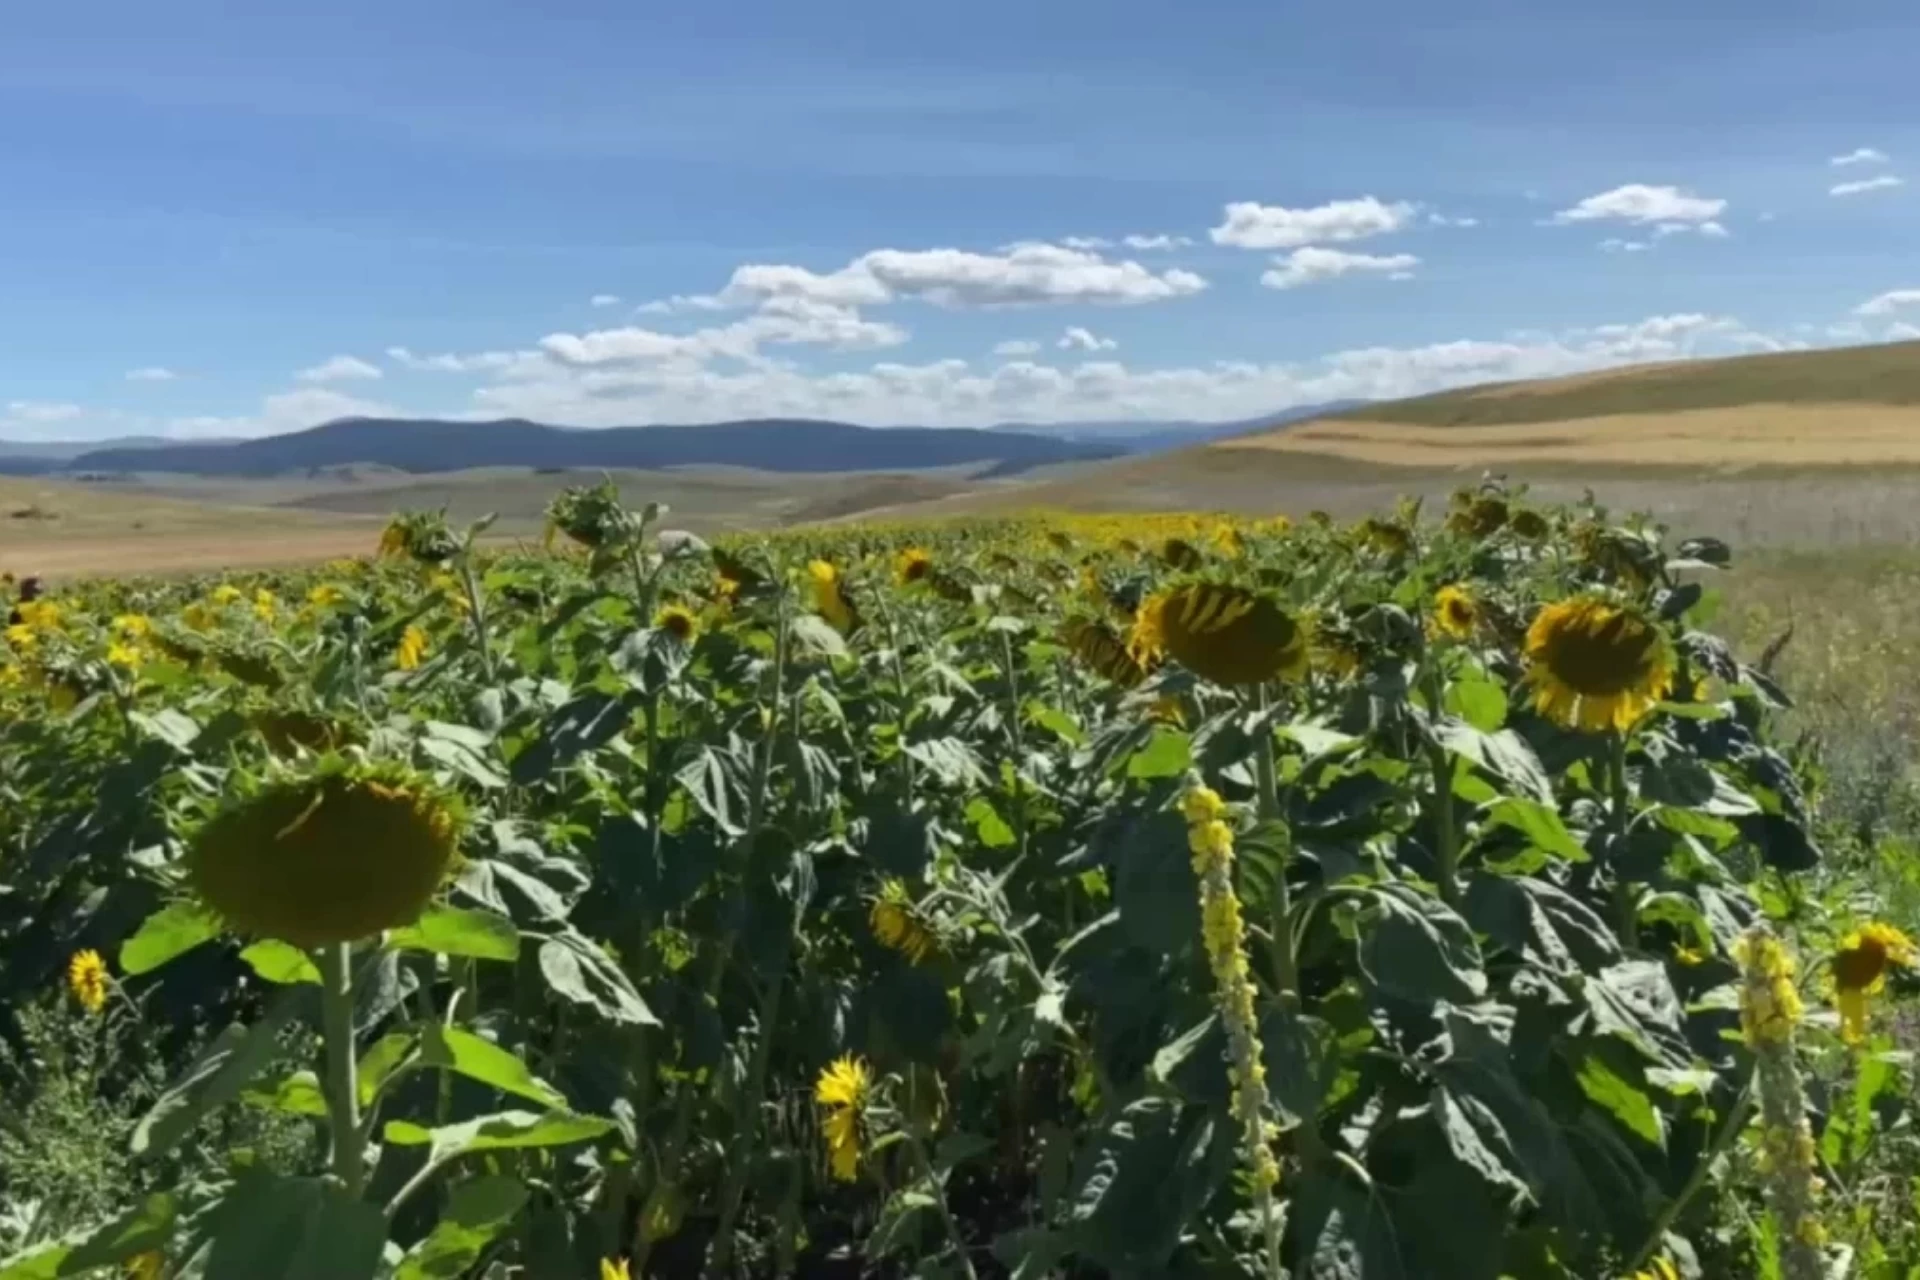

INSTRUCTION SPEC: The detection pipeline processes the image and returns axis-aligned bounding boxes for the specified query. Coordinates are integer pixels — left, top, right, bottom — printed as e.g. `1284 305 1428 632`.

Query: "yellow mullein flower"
869 880 937 964
1523 596 1674 734
68 949 109 1015
815 1055 872 1182
1831 922 1916 1045
1734 926 1827 1280
396 624 429 671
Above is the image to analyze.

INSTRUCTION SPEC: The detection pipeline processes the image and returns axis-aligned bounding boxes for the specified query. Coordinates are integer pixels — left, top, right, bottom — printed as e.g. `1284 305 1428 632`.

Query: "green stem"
1608 730 1639 948
1423 668 1461 909
1625 1076 1754 1271
317 942 366 1199
1252 684 1299 1004
456 556 496 683
999 630 1031 868
906 1127 979 1280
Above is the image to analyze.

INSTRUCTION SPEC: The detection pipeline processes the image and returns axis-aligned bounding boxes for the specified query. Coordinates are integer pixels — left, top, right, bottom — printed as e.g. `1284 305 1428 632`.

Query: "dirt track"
0 529 382 580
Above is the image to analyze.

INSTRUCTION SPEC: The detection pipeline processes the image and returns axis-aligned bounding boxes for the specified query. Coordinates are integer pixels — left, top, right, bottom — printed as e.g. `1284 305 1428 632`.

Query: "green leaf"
239 939 321 984
0 1193 174 1279
1434 721 1553 803
965 796 1017 850
1293 1173 1410 1280
1431 1087 1531 1203
1446 674 1508 732
1124 726 1190 779
1484 796 1589 864
133 987 305 1159
1024 699 1084 745
676 744 751 835
390 905 521 962
1357 885 1486 1006
119 902 222 975
789 611 850 658
419 1024 565 1109
1573 1049 1665 1148
1065 1098 1230 1273
1111 809 1199 955
383 1109 615 1162
357 1031 420 1107
537 932 658 1026
199 1175 387 1280
243 1070 328 1119
393 1176 529 1280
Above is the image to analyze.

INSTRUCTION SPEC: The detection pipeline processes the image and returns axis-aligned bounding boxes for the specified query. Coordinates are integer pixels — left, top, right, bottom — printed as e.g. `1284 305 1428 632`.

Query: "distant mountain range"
0 402 1366 480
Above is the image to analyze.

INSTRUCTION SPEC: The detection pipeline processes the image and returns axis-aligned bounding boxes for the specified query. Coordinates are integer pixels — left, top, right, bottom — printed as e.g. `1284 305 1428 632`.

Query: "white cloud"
1427 213 1480 228
538 297 908 369
1600 238 1650 253
4 401 83 424
1210 196 1417 249
1831 175 1904 197
1652 220 1729 239
1057 326 1118 352
589 294 621 307
1855 289 1920 316
166 387 396 439
1121 233 1194 250
1260 247 1419 290
1551 184 1727 227
386 346 548 378
993 339 1042 357
295 354 384 383
125 366 179 382
1060 236 1113 250
1887 322 1920 341
1832 147 1890 167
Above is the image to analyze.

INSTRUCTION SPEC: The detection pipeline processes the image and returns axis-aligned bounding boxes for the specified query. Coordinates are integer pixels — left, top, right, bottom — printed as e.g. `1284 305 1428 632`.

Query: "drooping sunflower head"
1522 595 1674 733
1509 508 1550 541
1063 617 1149 688
1126 590 1170 669
67 949 108 1015
1138 583 1308 687
186 760 464 947
652 602 701 646
1431 584 1479 640
1445 495 1509 539
869 880 937 964
894 546 935 586
1355 517 1413 558
1159 537 1203 571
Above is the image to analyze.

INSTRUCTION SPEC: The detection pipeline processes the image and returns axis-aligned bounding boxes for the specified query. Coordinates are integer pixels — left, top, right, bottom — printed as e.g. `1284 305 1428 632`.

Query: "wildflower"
68 949 109 1015
1522 596 1674 733
1628 1259 1679 1280
1134 584 1307 687
112 613 152 638
252 588 278 623
894 547 934 586
869 880 937 964
211 584 243 606
396 625 429 671
1179 785 1283 1214
1734 926 1826 1280
600 1260 632 1280
815 1055 873 1182
1211 523 1244 558
107 640 145 670
186 764 462 947
653 603 700 645
806 560 859 636
1431 585 1479 640
1830 922 1916 1045
306 584 344 608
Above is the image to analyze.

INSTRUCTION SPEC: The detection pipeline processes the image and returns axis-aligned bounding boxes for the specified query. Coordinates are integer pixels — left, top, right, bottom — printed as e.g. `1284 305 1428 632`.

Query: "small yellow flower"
1431 584 1478 640
252 588 278 622
125 1252 163 1280
396 624 429 671
600 1258 631 1280
306 584 344 608
815 1055 873 1182
211 584 243 606
107 640 146 670
68 949 109 1015
1733 931 1803 1046
652 602 701 645
1831 922 1916 1045
1627 1257 1679 1280
112 613 152 638
894 546 935 586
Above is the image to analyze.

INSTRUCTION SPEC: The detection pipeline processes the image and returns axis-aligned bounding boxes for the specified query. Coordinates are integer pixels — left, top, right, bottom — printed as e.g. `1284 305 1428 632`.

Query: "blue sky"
3 0 1918 439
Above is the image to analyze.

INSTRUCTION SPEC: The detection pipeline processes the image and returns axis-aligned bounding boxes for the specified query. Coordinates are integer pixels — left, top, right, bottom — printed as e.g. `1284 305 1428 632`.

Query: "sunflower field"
2 478 1918 1279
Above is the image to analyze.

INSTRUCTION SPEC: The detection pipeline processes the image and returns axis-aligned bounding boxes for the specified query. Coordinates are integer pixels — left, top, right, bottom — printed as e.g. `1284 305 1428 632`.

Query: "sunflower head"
1834 922 1917 992
815 1053 873 1181
1445 495 1509 538
1355 517 1413 557
67 949 108 1015
1063 617 1149 688
1431 584 1479 640
652 602 701 645
1160 537 1203 570
1509 508 1550 541
1140 583 1308 687
869 880 937 964
1522 596 1674 733
894 547 935 586
601 1259 633 1280
806 559 861 636
396 624 430 671
186 760 463 947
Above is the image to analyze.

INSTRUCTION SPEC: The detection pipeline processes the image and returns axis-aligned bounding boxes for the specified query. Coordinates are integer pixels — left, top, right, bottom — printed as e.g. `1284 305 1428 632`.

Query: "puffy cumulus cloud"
1261 247 1419 290
1856 289 1920 316
1831 175 1904 197
295 354 383 383
993 339 1042 356
125 366 179 382
386 346 549 378
455 311 1796 430
538 297 909 368
1210 197 1417 250
1552 184 1727 227
1058 326 1118 352
1832 147 1890 167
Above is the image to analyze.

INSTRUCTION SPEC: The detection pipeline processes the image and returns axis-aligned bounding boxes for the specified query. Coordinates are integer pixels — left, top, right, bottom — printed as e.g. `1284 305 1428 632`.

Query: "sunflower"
125 1252 163 1280
1509 508 1550 541
1431 584 1479 640
1522 596 1674 733
1446 495 1509 538
1063 618 1149 688
1355 518 1412 557
807 560 860 636
396 624 430 671
1135 583 1308 687
815 1055 873 1182
600 1259 632 1280
211 584 244 606
653 603 701 645
1126 590 1169 668
894 546 935 586
1211 523 1244 558
378 519 410 557
186 762 462 947
1628 1259 1680 1280
252 589 278 623
1160 537 1203 570
67 949 108 1015
869 880 937 964
307 584 345 608
1831 923 1917 1045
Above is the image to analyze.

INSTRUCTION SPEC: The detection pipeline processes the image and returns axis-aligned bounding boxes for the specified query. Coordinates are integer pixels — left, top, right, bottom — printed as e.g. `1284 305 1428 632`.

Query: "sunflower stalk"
1608 729 1639 948
1422 666 1462 910
632 604 790 1276
1625 1076 1754 1272
453 553 497 684
904 1124 979 1280
1252 683 1300 1004
317 941 366 1199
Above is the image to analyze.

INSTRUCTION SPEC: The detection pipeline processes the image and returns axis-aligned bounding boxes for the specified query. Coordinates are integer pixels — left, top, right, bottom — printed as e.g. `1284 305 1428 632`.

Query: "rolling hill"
57 417 1126 478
